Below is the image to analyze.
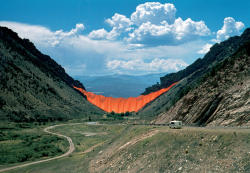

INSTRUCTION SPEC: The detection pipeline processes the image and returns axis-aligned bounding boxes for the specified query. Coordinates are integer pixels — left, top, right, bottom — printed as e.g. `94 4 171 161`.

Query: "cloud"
89 13 132 40
6 1 244 76
198 17 245 55
88 2 210 46
0 21 84 47
106 13 132 32
216 17 244 41
127 17 210 45
0 21 58 46
106 58 188 74
55 23 84 37
0 21 115 75
0 3 246 77
197 43 213 54
131 2 176 26
1 20 210 75
88 28 109 40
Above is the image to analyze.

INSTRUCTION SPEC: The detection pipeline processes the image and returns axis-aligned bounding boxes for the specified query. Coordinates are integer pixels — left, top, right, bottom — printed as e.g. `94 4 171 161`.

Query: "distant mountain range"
74 73 165 98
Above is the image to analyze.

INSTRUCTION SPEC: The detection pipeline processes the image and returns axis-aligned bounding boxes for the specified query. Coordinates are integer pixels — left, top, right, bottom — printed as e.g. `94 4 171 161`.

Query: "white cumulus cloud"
216 17 244 41
106 13 132 32
127 17 210 45
131 2 176 26
5 0 238 76
89 2 210 46
89 13 132 40
88 28 109 40
201 17 245 54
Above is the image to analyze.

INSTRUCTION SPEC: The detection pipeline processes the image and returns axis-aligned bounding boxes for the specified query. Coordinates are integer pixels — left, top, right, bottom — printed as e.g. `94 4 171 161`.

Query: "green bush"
0 123 67 164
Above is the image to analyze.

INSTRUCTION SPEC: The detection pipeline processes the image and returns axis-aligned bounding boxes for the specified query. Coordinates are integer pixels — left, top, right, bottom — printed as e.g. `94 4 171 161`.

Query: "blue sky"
0 0 249 76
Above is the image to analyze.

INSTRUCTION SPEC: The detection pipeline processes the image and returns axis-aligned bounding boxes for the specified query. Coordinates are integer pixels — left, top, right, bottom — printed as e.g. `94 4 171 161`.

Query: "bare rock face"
140 28 250 125
153 42 250 126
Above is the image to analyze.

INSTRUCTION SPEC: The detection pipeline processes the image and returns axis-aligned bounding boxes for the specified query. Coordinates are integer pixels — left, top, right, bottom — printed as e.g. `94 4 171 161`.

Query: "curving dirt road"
0 123 80 173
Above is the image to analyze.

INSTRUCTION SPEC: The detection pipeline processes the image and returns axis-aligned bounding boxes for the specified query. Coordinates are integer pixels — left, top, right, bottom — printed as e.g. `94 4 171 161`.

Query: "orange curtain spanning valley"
74 82 177 113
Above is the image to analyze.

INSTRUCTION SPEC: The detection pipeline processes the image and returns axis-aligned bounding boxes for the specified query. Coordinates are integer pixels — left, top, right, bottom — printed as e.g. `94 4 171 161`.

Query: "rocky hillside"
0 27 103 122
138 28 250 125
143 28 250 95
154 42 250 126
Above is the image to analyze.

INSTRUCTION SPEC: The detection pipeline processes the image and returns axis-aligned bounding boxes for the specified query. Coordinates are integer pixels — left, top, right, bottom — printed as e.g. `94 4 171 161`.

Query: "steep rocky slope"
143 28 250 95
138 28 250 124
0 27 103 122
154 42 250 126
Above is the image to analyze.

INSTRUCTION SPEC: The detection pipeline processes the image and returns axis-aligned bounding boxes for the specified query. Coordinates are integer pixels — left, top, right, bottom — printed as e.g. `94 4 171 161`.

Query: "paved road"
0 123 80 173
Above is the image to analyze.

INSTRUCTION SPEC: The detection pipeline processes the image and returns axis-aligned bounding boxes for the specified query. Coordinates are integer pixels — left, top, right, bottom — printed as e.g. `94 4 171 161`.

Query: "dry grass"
4 124 250 173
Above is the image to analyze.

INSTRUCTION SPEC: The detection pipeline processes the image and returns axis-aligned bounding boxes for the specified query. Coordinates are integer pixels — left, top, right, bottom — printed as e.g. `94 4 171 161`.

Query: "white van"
169 120 182 129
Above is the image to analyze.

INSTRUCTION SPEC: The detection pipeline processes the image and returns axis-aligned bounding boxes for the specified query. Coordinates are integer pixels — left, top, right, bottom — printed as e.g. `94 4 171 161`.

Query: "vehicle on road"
169 120 182 129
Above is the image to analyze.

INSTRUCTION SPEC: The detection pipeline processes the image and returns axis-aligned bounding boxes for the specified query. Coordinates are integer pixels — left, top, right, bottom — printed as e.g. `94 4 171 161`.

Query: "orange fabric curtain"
74 82 177 113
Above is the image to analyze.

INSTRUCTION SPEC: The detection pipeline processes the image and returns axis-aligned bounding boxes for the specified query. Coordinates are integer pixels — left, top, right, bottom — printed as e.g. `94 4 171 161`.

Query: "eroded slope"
154 42 250 126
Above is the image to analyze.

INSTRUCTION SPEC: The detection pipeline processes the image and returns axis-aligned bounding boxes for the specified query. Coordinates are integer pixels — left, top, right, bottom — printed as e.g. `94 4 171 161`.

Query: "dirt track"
0 123 249 172
0 123 79 173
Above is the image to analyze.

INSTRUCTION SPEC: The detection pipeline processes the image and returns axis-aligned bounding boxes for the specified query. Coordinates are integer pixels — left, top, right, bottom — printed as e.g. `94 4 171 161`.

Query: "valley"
0 122 249 173
74 73 164 98
0 4 250 172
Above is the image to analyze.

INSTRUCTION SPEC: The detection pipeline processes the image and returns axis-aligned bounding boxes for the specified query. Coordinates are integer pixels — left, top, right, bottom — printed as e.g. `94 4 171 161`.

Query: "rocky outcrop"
143 28 250 95
153 42 250 126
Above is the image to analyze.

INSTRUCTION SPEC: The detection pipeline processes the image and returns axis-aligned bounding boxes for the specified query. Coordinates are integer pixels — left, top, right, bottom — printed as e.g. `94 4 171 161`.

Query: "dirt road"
0 123 79 173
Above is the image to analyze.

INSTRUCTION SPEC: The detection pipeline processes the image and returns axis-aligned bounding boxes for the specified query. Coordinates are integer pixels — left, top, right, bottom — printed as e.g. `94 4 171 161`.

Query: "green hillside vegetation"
0 27 104 122
0 122 68 165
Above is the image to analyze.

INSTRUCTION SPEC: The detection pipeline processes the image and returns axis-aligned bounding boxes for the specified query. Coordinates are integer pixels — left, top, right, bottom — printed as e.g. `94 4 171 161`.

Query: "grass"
3 122 129 173
0 122 68 166
2 123 250 173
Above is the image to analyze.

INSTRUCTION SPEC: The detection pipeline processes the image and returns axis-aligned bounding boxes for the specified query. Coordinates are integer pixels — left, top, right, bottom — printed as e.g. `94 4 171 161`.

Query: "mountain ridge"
153 41 250 126
0 26 85 90
142 28 250 95
138 28 250 126
0 26 103 122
